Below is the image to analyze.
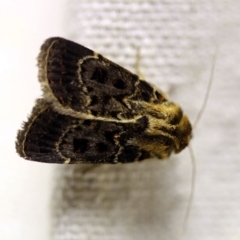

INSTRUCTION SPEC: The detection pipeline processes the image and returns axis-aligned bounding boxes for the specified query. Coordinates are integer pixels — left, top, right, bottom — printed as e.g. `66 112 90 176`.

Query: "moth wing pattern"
38 37 168 120
16 99 152 164
16 37 192 164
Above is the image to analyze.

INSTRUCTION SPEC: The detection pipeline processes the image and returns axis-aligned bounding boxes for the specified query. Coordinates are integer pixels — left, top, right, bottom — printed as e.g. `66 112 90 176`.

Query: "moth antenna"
193 47 218 129
182 47 218 234
182 143 196 233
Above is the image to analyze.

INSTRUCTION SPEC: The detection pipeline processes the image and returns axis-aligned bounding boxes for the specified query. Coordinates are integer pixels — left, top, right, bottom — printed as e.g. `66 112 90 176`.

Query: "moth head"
174 114 192 153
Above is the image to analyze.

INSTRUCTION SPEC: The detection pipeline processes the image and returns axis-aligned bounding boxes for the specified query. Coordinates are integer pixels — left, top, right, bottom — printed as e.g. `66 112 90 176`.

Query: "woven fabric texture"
52 1 240 240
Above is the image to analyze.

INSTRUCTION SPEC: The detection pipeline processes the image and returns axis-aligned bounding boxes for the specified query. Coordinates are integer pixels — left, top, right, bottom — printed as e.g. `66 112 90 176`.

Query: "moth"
16 37 192 164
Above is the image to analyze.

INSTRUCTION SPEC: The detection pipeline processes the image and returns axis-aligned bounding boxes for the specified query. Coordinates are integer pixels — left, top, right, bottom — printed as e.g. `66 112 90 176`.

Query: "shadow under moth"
16 37 192 164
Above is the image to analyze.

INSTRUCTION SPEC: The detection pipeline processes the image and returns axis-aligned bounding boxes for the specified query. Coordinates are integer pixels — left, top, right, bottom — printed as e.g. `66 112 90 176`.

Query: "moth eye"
112 78 126 89
96 142 108 153
91 67 107 84
155 91 165 102
73 138 89 153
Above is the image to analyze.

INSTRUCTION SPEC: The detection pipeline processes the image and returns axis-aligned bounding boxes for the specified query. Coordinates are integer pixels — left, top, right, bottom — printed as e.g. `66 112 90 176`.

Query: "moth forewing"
16 37 192 164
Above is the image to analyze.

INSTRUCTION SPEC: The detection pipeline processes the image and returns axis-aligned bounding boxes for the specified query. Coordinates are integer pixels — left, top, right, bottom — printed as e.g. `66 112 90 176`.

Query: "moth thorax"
136 101 192 159
160 101 192 154
160 102 192 155
156 101 192 154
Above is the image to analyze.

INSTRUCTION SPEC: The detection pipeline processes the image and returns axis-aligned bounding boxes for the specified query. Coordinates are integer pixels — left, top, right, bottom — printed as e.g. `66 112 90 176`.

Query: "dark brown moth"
16 37 192 164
